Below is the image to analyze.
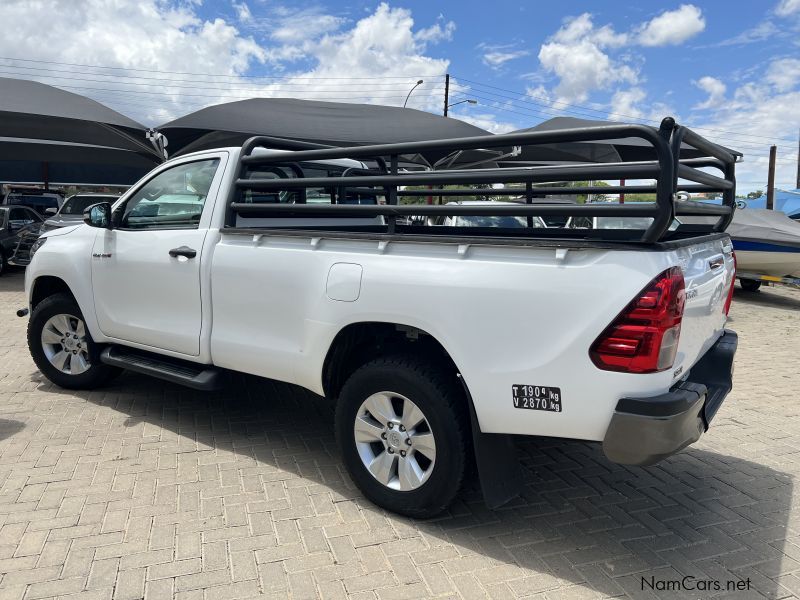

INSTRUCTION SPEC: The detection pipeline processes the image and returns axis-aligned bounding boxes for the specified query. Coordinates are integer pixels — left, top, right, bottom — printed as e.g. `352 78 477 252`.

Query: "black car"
1 191 64 217
0 205 43 275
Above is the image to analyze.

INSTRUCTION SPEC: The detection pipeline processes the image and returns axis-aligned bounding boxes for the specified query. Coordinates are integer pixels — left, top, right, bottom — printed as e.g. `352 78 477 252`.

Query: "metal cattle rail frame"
224 117 739 244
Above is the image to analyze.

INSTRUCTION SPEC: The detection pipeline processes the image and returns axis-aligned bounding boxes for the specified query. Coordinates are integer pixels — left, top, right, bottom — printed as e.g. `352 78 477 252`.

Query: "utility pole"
766 144 777 210
443 73 450 117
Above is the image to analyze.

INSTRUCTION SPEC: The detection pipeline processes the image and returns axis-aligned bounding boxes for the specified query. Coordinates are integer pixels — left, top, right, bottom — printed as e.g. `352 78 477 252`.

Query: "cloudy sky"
0 0 798 191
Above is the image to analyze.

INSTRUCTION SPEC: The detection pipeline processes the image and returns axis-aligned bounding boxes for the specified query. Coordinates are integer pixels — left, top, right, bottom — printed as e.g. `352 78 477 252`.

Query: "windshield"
452 215 545 228
60 195 117 216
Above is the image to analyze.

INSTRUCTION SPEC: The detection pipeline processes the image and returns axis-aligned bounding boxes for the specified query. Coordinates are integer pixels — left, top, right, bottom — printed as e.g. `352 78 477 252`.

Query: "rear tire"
0 250 6 277
740 278 762 292
28 293 121 389
335 355 469 518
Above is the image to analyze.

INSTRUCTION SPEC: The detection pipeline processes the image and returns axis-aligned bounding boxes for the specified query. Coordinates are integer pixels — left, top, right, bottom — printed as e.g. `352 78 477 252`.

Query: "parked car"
1 190 64 217
18 121 739 517
0 205 43 275
40 193 122 233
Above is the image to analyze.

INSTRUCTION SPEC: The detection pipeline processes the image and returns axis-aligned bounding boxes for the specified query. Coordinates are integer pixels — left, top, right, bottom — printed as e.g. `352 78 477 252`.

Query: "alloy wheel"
353 391 437 491
40 313 91 375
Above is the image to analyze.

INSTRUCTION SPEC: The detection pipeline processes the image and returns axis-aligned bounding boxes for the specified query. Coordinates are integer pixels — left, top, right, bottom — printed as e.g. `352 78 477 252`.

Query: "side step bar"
100 346 224 391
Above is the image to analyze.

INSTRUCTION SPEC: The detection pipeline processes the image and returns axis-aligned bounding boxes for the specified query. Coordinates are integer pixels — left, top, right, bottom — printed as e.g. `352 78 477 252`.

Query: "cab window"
120 159 220 230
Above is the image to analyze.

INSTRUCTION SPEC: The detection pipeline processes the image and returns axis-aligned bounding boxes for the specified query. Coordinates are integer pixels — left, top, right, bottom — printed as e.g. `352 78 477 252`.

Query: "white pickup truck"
19 120 739 517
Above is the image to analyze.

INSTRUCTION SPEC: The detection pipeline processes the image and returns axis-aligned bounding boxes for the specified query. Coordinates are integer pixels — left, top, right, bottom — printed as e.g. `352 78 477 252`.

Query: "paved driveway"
0 268 799 599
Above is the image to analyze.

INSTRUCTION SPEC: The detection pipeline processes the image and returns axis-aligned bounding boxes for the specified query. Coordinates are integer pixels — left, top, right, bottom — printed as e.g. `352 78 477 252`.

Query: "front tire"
335 355 469 518
28 293 120 389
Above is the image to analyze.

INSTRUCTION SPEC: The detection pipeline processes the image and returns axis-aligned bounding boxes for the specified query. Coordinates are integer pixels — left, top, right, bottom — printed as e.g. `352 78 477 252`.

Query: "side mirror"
83 202 113 229
45 207 58 215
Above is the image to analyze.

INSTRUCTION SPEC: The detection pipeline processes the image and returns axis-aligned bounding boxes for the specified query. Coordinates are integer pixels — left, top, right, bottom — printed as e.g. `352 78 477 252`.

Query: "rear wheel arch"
321 322 465 401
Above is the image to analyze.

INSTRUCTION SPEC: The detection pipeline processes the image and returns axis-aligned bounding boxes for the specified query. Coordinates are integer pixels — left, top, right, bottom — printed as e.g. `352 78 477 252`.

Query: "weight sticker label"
512 385 562 412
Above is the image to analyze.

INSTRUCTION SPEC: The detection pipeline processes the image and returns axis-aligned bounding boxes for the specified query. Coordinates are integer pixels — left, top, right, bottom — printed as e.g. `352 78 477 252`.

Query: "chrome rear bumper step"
100 346 223 391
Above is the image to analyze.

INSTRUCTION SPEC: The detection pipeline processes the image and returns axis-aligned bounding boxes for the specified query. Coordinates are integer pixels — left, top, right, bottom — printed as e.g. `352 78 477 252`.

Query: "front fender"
26 226 104 341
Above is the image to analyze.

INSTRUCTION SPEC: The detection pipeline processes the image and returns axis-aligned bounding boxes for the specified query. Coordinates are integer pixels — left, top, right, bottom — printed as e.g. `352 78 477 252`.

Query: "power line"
461 86 798 152
0 55 444 81
449 89 797 156
0 63 446 92
0 70 443 96
454 75 799 145
37 81 444 103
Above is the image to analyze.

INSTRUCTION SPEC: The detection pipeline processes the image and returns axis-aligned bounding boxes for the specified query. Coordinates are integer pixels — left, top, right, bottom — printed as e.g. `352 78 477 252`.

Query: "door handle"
169 246 197 259
708 256 725 270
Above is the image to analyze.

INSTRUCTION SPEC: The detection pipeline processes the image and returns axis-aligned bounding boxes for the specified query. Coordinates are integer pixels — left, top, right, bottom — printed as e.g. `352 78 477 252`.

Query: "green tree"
746 190 763 199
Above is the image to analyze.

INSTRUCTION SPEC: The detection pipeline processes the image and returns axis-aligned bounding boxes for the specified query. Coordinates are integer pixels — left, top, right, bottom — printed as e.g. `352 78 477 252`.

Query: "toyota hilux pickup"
19 119 740 517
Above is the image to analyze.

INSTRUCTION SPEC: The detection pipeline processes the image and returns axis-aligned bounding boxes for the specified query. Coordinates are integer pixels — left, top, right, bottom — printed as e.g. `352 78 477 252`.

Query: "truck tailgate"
671 235 735 377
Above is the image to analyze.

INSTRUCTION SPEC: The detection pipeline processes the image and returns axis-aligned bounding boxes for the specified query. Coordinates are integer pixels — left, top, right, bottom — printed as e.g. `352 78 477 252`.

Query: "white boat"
722 209 800 278
567 208 800 283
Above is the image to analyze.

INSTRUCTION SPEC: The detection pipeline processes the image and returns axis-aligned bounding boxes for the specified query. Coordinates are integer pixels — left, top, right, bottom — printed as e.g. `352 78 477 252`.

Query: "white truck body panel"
208 231 732 441
25 146 734 444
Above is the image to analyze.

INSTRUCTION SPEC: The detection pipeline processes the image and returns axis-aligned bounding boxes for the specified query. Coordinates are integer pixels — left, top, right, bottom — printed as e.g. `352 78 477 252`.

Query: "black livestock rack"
224 117 740 244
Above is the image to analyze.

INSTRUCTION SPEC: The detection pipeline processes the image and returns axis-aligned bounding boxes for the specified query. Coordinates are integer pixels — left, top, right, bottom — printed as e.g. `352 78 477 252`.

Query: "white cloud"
482 49 530 69
693 76 726 109
692 58 800 191
550 13 628 47
414 18 456 45
297 4 450 110
610 88 646 120
775 0 800 16
534 7 706 104
711 20 779 47
456 112 517 134
269 9 347 44
538 13 638 103
637 5 706 47
525 85 551 104
0 1 457 124
0 0 267 123
232 1 252 23
765 57 800 92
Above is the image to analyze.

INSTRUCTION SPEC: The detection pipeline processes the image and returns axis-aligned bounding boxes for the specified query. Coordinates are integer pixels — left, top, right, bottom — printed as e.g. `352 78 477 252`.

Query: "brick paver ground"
1 268 799 599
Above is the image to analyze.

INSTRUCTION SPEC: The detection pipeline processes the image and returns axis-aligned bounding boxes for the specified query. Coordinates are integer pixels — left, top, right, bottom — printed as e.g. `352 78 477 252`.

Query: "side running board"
100 346 224 391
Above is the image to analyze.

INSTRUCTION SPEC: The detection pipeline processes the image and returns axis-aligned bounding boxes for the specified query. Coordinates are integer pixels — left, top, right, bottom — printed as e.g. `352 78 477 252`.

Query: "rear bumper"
603 329 737 466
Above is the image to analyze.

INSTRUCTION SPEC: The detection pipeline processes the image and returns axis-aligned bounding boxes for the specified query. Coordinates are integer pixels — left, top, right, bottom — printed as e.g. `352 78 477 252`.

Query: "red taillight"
590 267 685 374
723 252 736 316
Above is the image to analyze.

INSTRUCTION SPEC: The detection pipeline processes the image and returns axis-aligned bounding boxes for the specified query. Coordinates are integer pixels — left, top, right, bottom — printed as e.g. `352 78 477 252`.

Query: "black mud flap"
460 375 522 509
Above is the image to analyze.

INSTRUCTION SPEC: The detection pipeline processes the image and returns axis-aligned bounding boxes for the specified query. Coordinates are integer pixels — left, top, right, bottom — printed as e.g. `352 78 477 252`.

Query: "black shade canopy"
157 97 493 165
0 77 161 184
500 116 742 165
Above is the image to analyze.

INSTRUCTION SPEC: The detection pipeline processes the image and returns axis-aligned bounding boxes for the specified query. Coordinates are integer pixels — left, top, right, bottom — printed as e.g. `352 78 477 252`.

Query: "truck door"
91 155 224 356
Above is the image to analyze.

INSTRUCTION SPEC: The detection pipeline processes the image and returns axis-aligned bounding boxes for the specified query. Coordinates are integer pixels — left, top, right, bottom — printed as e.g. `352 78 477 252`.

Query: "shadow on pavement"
30 369 794 599
0 419 25 441
733 285 800 311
